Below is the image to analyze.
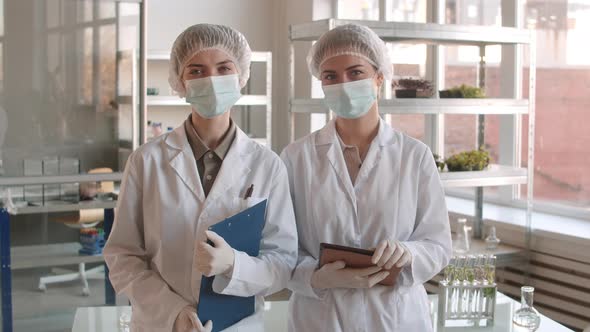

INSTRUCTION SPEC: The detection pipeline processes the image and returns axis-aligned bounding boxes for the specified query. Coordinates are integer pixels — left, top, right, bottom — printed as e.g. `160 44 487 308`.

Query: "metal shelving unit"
290 98 530 115
1 1 146 330
1 174 123 331
289 19 531 44
146 94 269 107
440 165 527 188
145 51 273 147
288 18 536 266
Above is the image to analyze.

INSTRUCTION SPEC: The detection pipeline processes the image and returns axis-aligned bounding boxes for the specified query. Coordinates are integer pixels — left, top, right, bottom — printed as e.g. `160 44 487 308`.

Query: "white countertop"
73 293 572 332
431 293 572 332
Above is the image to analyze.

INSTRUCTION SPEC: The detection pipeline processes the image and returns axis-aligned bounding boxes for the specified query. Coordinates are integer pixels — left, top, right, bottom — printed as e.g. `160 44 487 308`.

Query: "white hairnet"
168 24 252 97
307 24 392 80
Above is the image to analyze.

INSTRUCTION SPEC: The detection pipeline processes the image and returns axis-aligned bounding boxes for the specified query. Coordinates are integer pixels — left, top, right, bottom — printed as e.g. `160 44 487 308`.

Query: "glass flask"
454 218 470 253
512 286 541 331
485 225 501 250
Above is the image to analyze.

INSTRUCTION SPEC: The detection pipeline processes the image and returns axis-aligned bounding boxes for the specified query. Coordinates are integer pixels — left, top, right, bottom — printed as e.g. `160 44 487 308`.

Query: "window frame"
334 0 590 223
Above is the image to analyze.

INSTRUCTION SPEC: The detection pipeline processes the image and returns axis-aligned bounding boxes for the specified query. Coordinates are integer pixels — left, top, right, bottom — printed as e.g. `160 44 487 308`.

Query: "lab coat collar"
205 128 252 202
314 117 395 211
164 125 253 203
165 126 207 202
315 118 396 148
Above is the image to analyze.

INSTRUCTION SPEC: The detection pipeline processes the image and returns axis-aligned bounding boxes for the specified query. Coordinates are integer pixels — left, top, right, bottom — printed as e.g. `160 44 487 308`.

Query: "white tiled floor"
10 266 123 332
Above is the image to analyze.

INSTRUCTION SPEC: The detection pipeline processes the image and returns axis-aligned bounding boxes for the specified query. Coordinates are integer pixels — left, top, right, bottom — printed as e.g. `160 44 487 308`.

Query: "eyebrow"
346 64 365 71
216 60 233 66
321 64 366 75
186 60 233 68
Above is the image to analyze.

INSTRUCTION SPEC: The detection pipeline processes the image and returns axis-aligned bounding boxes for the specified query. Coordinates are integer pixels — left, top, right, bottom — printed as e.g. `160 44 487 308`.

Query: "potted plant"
445 149 491 172
393 78 434 98
439 84 485 98
433 153 445 171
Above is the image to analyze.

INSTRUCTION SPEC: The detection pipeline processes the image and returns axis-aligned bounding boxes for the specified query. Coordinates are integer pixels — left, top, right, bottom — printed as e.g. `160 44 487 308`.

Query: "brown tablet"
319 243 402 286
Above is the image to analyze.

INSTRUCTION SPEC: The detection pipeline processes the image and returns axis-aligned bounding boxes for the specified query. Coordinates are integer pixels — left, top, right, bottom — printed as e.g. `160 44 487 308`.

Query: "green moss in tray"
445 149 491 172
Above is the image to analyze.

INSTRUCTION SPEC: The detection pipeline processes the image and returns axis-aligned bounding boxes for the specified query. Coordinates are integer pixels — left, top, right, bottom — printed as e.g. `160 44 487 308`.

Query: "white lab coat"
281 119 452 332
104 125 298 332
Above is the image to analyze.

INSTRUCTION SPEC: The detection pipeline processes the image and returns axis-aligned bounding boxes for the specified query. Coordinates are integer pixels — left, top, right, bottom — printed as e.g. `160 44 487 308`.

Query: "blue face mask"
185 74 242 119
322 78 378 119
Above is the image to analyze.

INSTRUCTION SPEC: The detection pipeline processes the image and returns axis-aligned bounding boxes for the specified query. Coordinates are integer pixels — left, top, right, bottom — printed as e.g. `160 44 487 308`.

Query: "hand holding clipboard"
197 199 267 332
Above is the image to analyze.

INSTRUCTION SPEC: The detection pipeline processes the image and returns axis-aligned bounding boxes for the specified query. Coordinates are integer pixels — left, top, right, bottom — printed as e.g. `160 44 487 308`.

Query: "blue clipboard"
197 199 267 332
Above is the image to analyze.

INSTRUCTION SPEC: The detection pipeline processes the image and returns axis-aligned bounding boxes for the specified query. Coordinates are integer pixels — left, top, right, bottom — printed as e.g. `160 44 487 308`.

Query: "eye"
350 70 364 77
189 69 203 75
218 66 232 73
323 73 336 81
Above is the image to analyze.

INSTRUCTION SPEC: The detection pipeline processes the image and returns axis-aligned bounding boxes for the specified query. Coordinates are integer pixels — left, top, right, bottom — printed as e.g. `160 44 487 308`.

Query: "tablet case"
319 243 402 286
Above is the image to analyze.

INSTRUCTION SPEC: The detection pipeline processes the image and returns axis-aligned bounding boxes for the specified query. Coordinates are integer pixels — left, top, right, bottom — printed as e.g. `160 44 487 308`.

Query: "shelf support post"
0 208 12 332
425 0 445 157
474 45 487 239
104 208 115 305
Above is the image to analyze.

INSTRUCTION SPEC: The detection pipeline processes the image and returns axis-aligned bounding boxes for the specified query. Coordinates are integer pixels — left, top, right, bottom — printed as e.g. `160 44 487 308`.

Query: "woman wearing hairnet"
281 24 452 331
104 24 297 332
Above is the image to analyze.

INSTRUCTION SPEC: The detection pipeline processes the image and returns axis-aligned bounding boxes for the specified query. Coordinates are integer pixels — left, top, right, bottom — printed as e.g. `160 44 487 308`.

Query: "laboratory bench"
72 292 573 332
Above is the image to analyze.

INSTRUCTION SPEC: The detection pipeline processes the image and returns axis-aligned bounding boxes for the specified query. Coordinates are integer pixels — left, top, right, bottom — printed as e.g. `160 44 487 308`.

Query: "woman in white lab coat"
104 24 297 332
281 24 452 331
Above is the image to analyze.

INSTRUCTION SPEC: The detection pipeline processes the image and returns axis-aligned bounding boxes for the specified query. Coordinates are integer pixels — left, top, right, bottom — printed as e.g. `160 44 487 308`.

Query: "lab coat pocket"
233 196 266 214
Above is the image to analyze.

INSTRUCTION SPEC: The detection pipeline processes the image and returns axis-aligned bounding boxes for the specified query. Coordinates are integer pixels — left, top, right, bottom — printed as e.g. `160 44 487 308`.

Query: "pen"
244 184 254 200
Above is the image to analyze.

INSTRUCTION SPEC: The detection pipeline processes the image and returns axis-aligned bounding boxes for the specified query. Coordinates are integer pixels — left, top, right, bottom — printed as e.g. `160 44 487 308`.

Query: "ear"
374 73 385 98
375 72 385 88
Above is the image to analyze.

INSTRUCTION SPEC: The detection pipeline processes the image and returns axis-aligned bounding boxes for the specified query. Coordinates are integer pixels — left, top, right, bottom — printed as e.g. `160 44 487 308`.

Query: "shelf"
0 173 123 187
147 50 271 63
11 242 104 270
290 19 532 45
290 98 529 115
9 200 118 215
441 165 527 188
452 237 525 268
146 95 268 107
146 50 169 60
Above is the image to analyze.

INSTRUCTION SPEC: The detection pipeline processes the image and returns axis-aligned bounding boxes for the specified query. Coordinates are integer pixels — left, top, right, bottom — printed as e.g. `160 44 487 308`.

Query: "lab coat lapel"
165 126 206 203
205 128 252 203
317 120 357 208
355 119 394 186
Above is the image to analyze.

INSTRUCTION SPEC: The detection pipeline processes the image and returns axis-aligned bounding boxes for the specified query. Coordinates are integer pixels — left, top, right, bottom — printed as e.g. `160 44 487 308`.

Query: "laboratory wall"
1 0 141 244
146 0 275 145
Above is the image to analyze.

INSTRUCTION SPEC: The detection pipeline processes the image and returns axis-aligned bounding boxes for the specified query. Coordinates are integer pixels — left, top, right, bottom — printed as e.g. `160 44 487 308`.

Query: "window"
333 0 428 142
443 0 590 213
443 1 503 198
520 0 590 209
338 0 379 20
334 0 590 215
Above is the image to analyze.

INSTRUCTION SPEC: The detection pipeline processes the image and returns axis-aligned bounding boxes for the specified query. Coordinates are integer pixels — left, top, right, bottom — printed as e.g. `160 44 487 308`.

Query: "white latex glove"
173 306 213 332
195 230 235 277
371 240 413 270
311 261 390 290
